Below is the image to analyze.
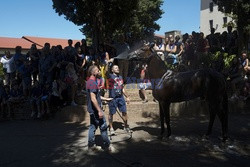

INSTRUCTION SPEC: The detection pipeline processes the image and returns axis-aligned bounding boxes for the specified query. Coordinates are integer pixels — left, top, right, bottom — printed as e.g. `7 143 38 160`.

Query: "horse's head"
146 53 168 79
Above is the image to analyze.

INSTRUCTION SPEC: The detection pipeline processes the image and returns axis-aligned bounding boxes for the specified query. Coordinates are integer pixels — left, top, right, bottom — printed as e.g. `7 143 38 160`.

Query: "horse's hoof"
202 135 209 141
220 136 228 143
157 135 164 140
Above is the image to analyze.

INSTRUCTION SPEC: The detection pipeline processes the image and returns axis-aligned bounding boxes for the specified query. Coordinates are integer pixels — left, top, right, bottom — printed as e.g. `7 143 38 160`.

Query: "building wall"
0 48 29 56
165 30 182 40
200 0 232 36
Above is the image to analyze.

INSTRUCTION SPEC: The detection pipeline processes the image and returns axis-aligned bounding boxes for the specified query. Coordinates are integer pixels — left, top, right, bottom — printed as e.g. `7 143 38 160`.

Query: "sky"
0 0 200 40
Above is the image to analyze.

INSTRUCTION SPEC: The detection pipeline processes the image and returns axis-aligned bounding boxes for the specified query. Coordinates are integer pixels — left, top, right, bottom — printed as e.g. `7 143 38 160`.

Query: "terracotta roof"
0 37 37 49
154 34 165 39
22 36 81 49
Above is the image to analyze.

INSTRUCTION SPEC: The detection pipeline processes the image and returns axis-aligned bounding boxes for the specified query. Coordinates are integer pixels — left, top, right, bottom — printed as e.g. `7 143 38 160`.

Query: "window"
223 17 228 24
209 20 213 29
209 2 214 12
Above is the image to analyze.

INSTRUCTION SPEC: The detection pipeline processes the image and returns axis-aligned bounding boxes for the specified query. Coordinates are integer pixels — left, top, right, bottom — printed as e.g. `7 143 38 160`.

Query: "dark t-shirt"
86 77 102 114
108 74 124 98
31 86 42 98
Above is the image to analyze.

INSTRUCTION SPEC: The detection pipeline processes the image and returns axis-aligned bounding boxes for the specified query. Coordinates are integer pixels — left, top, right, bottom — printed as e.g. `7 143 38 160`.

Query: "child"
65 62 78 106
41 83 51 116
30 81 42 118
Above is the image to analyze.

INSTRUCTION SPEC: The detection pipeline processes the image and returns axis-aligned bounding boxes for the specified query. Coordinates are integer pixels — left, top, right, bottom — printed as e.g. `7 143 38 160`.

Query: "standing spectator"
13 46 26 85
76 46 87 93
39 43 56 85
64 62 78 106
196 32 210 68
108 65 130 136
0 51 16 86
80 38 89 55
138 64 151 103
19 60 32 98
64 39 75 53
184 35 195 68
27 44 40 83
86 65 114 152
206 28 221 54
98 44 110 88
225 26 234 54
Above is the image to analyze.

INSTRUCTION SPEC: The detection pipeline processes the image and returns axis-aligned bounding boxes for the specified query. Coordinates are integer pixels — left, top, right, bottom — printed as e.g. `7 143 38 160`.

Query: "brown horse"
146 53 228 141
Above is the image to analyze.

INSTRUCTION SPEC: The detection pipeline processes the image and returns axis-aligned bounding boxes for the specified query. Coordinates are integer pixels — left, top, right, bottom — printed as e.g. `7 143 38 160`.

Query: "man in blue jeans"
86 65 115 152
108 65 131 135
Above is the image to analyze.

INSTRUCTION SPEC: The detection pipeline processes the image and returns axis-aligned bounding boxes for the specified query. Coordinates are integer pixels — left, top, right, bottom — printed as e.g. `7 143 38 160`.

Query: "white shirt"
0 55 16 73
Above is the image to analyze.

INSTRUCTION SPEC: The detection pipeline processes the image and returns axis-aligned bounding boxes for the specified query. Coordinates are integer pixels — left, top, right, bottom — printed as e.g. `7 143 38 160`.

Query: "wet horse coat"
147 54 228 141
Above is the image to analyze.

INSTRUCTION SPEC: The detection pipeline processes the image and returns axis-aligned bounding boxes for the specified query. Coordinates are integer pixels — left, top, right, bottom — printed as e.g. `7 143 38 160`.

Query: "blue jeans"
88 113 110 148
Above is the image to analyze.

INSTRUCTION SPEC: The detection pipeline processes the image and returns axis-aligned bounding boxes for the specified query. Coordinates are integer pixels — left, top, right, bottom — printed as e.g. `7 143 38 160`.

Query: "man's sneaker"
110 128 115 136
106 145 117 153
88 145 102 151
124 127 132 133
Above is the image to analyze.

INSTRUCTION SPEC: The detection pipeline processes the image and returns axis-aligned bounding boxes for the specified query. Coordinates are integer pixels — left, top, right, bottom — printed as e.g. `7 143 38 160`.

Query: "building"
154 34 165 43
0 36 81 56
200 0 233 36
165 30 182 40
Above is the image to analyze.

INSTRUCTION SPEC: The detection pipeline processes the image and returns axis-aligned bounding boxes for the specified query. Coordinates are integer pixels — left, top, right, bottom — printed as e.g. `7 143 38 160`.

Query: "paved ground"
0 89 250 167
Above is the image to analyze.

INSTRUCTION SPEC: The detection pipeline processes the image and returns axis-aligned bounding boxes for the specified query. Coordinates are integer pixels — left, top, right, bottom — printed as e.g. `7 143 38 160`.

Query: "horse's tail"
223 91 229 136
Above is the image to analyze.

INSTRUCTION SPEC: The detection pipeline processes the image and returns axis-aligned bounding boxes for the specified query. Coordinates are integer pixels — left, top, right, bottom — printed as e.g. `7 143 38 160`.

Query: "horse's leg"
161 101 171 137
217 109 228 141
206 102 216 137
159 103 165 139
218 95 229 141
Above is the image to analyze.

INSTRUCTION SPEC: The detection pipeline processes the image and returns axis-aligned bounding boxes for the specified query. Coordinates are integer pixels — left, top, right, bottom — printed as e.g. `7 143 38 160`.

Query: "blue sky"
0 0 200 39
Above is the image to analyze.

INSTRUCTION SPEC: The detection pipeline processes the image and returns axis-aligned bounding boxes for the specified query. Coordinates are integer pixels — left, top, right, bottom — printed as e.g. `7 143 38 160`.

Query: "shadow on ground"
0 104 249 167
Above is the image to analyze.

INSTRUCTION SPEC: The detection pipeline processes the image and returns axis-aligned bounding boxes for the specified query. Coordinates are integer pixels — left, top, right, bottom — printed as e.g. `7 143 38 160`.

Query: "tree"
52 0 163 48
213 0 250 53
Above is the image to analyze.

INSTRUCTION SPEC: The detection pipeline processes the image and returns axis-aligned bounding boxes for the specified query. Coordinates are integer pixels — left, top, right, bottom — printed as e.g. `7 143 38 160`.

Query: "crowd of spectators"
147 26 249 100
0 39 115 119
0 27 249 119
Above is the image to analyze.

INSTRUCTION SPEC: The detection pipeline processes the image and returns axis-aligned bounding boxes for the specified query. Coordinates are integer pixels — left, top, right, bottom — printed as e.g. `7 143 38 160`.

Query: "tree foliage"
213 0 250 51
52 0 163 47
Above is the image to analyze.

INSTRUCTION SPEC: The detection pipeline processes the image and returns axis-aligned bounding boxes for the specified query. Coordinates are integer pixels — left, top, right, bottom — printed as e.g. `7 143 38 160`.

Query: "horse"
146 53 228 141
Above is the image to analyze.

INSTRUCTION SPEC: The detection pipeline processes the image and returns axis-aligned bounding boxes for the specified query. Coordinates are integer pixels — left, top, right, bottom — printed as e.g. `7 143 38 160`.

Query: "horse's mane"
147 53 168 71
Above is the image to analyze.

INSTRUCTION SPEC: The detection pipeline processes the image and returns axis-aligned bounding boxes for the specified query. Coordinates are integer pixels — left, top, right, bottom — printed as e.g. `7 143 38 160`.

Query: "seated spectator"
50 79 65 109
30 81 42 118
19 60 32 98
165 37 177 65
7 81 24 117
240 51 250 76
174 35 184 63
